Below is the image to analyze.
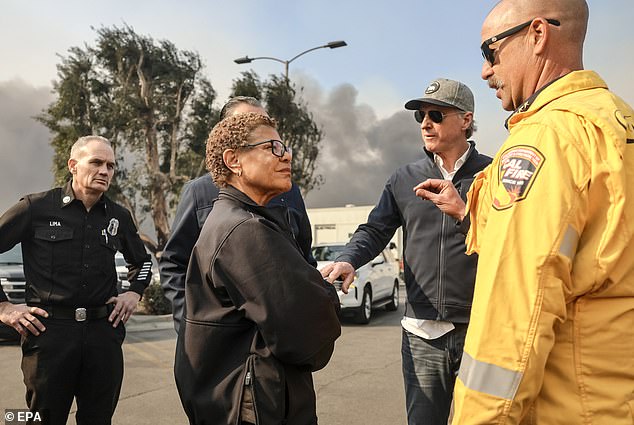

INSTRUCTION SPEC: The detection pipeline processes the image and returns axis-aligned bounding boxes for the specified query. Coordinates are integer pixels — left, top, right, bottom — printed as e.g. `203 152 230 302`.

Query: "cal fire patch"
493 145 545 210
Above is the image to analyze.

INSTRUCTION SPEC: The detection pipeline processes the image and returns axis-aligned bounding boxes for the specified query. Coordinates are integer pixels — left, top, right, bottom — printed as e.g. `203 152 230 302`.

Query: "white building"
306 205 403 257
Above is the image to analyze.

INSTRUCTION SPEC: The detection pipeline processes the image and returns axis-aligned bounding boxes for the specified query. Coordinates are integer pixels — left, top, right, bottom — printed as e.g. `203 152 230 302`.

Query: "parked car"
0 244 25 342
313 243 401 324
115 252 130 293
115 252 161 292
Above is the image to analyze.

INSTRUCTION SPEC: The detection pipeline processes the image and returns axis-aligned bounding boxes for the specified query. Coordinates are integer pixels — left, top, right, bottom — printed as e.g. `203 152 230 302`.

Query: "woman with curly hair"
174 112 341 425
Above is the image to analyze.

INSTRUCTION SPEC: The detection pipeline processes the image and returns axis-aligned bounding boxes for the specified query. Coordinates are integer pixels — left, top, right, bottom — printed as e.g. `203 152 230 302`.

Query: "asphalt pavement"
125 313 175 333
0 291 407 425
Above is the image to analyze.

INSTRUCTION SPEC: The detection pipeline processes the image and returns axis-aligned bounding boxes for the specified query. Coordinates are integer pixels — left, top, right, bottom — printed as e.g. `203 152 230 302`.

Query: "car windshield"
312 245 346 262
0 245 22 265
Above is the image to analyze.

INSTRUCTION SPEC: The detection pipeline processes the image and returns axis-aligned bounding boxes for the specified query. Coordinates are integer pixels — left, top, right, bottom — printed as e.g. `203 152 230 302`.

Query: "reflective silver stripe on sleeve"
458 352 523 400
134 262 153 281
558 225 579 260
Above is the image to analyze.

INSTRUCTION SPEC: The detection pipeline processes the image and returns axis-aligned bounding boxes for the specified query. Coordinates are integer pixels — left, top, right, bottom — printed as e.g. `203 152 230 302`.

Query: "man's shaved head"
481 0 589 110
487 0 588 50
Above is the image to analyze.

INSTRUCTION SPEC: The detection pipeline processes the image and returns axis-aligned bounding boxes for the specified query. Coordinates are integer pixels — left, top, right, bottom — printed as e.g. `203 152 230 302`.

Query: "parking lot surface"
0 291 406 425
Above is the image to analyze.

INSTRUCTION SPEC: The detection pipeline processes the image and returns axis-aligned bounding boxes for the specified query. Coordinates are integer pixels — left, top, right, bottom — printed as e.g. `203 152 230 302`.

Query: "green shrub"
141 283 172 315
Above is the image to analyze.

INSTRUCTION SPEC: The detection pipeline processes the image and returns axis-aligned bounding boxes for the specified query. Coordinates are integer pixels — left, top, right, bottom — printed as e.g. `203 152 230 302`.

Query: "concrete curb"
126 313 174 333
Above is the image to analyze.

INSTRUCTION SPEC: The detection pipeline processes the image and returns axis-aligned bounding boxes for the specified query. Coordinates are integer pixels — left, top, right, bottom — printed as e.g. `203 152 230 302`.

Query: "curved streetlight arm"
287 45 327 65
288 41 347 64
234 40 347 80
247 56 288 65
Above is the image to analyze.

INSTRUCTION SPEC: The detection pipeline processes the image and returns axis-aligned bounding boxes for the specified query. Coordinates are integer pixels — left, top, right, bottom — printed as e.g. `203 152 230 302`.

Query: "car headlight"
0 277 8 285
347 271 359 290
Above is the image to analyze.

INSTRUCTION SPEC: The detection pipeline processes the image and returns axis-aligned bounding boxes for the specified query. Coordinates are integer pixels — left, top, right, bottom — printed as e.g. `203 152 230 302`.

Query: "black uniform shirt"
0 182 152 307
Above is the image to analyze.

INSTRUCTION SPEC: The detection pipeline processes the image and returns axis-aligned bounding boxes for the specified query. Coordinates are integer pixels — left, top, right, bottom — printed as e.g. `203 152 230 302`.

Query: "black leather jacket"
159 173 315 331
174 186 340 425
336 143 492 323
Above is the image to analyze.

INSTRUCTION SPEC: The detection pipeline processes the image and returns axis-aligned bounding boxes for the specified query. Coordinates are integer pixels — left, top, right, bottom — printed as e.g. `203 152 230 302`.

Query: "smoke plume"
0 80 54 214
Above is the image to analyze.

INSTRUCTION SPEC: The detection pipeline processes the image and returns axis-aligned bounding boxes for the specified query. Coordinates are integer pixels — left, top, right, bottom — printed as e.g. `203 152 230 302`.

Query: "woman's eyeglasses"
241 139 292 158
414 110 462 124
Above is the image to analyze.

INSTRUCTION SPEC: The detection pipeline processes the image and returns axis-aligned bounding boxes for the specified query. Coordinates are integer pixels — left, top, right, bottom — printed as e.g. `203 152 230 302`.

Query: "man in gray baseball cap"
321 77 491 425
405 78 475 113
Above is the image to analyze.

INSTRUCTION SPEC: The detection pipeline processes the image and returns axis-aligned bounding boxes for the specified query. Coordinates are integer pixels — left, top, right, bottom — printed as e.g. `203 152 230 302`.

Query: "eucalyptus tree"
39 25 217 254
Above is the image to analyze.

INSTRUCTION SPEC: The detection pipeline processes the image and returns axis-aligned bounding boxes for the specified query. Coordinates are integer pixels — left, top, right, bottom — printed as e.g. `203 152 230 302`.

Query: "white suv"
0 244 25 341
313 243 401 324
115 252 130 293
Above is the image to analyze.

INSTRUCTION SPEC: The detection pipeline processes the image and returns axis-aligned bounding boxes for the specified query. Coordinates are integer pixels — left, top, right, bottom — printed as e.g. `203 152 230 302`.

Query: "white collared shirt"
401 144 471 339
433 145 471 180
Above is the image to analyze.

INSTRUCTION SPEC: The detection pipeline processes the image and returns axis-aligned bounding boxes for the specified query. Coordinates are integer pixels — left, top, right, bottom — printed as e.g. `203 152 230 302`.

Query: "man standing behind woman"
174 112 341 425
159 96 316 333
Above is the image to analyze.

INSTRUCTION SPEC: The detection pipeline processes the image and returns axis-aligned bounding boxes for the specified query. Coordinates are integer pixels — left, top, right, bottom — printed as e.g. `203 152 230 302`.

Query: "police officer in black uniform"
0 135 152 425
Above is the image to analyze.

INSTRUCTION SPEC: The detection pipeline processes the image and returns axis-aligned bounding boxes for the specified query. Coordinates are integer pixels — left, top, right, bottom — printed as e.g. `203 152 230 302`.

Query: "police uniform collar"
60 181 76 207
60 181 107 209
504 74 566 130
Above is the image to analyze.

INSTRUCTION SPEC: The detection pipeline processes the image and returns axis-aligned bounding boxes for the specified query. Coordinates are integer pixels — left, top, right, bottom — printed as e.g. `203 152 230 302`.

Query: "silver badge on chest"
107 218 119 236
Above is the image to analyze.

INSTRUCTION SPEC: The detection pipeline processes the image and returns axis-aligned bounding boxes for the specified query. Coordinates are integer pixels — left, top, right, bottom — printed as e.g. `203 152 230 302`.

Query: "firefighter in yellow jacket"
415 0 634 423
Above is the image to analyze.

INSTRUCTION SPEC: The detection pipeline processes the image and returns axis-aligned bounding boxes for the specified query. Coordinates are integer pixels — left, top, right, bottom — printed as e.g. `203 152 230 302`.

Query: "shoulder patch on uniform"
493 145 545 210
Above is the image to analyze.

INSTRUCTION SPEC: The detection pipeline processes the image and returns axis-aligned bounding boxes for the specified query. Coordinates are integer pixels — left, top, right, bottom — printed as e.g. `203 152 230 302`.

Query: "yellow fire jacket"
453 70 634 424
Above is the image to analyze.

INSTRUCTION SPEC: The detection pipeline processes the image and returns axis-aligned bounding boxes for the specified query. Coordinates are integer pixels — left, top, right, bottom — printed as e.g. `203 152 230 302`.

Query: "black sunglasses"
481 18 560 65
241 139 292 158
414 110 462 124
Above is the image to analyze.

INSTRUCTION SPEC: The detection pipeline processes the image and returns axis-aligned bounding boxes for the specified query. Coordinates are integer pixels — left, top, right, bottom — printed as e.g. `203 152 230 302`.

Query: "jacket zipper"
437 211 447 318
285 208 299 246
244 360 259 425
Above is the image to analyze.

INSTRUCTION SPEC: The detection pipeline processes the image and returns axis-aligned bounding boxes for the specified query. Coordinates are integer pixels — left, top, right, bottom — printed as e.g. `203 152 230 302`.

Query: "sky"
1 0 633 218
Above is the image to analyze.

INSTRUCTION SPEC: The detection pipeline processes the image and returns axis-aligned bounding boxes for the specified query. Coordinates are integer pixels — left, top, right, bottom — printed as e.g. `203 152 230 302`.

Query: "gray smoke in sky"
0 80 54 214
0 77 425 215
299 81 423 208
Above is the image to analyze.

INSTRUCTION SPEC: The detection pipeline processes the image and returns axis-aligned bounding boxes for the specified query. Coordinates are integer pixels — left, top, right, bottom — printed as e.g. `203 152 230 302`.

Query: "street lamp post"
234 40 347 81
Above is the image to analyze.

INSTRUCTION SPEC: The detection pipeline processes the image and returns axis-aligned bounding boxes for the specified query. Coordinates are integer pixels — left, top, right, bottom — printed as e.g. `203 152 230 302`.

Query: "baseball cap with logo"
404 78 474 113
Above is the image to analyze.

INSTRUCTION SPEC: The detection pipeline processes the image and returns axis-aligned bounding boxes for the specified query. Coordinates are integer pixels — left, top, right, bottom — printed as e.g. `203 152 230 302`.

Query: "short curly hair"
206 112 277 187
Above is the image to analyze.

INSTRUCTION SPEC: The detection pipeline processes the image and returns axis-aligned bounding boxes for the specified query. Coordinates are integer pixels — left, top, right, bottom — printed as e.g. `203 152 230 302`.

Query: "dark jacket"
336 143 492 323
0 182 152 305
159 173 316 331
174 186 341 425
